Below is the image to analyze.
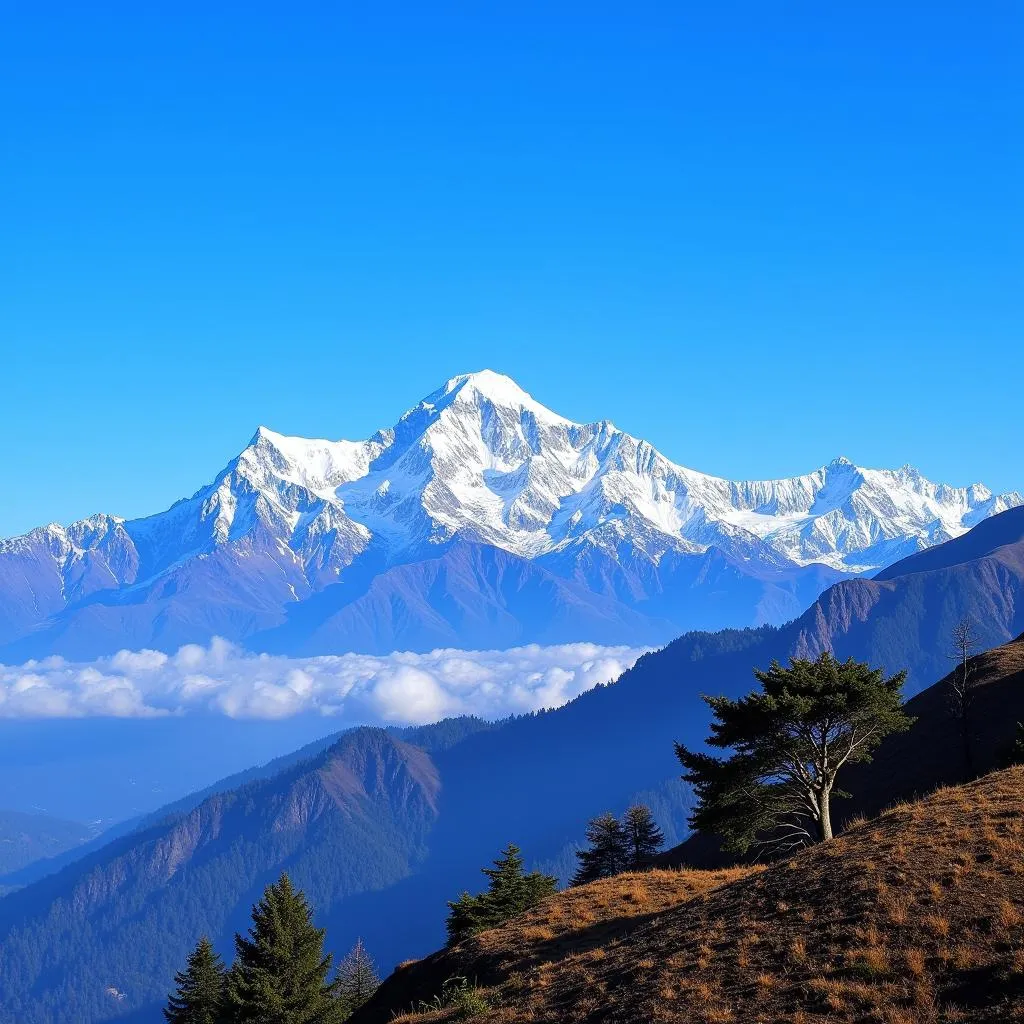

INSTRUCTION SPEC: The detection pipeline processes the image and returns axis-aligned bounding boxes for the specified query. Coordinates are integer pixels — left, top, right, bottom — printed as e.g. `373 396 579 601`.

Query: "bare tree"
948 616 980 776
336 937 380 1015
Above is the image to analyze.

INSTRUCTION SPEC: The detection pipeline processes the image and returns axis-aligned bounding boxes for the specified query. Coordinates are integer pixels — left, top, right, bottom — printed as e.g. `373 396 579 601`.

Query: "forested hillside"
0 810 92 876
0 729 441 1024
3 510 1024 1023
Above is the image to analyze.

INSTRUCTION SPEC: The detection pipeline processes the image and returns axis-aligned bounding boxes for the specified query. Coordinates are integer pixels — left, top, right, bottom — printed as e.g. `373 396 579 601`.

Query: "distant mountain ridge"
1 370 1019 659
0 727 445 1024
0 810 93 878
4 508 1024 1023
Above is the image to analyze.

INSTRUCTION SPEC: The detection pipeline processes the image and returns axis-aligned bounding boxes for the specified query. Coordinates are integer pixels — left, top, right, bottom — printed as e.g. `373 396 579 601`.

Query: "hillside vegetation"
4 520 1024 1023
358 767 1024 1023
0 728 442 1024
0 810 91 876
669 631 1024 871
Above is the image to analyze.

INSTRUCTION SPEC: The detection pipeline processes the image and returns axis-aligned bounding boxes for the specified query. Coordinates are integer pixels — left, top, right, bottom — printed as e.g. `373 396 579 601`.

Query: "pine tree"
336 938 379 1016
481 843 555 920
677 652 914 854
571 812 629 886
622 805 665 870
224 873 345 1024
445 889 494 945
446 843 557 944
163 936 226 1024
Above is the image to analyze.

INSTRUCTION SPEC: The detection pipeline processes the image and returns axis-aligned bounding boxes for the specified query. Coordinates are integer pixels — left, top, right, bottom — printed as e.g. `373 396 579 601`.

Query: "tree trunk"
819 787 833 842
961 660 974 779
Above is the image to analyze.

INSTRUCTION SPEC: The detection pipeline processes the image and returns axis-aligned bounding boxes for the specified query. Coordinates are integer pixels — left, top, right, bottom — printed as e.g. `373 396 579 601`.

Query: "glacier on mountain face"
0 369 1019 659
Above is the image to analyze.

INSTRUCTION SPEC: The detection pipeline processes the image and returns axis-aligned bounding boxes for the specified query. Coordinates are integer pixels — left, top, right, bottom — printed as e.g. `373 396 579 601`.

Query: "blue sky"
1 2 1021 535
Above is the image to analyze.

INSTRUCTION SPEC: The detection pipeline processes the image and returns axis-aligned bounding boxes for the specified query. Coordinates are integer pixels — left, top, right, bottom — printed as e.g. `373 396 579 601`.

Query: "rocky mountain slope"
1 371 1018 659
786 502 1024 687
357 767 1024 1024
0 727 445 1024
3 511 1024 1023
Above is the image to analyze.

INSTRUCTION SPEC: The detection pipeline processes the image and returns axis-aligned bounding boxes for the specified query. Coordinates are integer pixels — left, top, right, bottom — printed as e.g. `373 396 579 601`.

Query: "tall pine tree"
163 936 226 1024
677 653 913 852
622 805 665 870
571 812 629 886
336 938 379 1016
446 843 557 944
224 873 345 1024
481 843 555 920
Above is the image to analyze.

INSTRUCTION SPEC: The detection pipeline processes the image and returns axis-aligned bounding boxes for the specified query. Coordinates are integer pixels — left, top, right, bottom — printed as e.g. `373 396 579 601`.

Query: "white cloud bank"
0 640 651 724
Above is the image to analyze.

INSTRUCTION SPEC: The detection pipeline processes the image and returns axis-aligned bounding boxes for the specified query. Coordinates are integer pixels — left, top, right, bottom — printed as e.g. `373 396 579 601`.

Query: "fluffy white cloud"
0 641 650 724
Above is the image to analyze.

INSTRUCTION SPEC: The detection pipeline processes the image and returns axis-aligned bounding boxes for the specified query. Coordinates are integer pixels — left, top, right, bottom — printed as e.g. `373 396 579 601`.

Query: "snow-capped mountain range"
1 370 1020 660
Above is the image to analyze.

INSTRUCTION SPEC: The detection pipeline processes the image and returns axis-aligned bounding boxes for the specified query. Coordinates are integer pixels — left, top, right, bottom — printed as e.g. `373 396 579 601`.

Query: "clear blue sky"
1 2 1021 535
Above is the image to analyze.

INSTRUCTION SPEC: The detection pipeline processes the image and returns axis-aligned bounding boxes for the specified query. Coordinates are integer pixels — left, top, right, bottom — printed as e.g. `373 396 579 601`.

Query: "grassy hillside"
668 631 1024 871
5 515 1024 1023
358 767 1024 1023
837 632 1024 813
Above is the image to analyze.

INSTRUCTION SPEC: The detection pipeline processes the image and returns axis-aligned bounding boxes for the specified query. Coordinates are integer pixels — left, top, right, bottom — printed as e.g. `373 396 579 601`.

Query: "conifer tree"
336 938 379 1015
622 804 665 870
446 843 557 944
481 843 554 920
163 936 227 1024
224 873 344 1024
446 889 494 945
677 652 913 853
571 812 629 886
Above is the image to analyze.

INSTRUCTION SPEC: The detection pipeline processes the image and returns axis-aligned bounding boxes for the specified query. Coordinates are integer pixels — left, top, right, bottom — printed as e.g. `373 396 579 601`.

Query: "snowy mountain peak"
444 369 531 401
422 369 572 426
222 376 1018 574
444 369 528 401
1 370 1022 661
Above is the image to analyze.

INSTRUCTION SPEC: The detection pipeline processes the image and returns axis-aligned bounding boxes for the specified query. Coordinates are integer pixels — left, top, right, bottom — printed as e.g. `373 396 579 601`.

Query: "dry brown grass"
359 767 1024 1024
996 897 1022 929
922 913 951 937
903 947 927 977
846 942 890 977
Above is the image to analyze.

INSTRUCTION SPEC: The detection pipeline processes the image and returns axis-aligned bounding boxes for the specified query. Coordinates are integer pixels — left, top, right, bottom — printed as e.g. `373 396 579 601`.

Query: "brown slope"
667 630 1024 871
835 632 1024 819
356 767 1024 1024
786 505 1024 692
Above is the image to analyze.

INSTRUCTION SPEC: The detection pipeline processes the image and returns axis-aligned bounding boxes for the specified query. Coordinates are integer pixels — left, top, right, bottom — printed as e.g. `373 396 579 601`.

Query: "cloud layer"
0 640 649 724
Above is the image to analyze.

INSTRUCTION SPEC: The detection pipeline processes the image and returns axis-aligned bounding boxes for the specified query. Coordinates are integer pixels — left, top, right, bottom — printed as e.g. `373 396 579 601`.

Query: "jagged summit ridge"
0 369 1020 658
187 368 1019 571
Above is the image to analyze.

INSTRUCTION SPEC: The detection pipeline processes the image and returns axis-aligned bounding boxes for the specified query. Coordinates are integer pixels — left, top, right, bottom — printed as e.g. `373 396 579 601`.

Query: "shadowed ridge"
355 767 1024 1024
874 503 1024 581
665 630 1024 871
0 727 445 1024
